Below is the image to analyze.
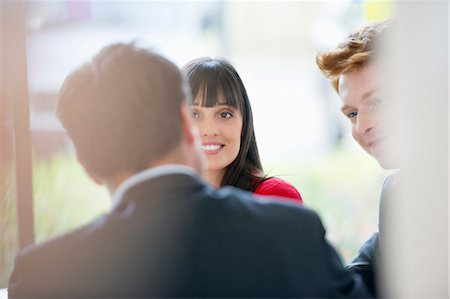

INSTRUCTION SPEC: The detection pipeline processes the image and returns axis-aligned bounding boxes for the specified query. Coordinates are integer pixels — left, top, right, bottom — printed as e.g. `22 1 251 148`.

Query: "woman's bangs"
220 78 241 110
191 70 219 107
190 65 243 113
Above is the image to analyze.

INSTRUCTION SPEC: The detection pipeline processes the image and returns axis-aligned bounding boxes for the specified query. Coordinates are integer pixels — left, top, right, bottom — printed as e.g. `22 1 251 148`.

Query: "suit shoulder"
214 186 323 232
13 213 109 269
8 214 111 296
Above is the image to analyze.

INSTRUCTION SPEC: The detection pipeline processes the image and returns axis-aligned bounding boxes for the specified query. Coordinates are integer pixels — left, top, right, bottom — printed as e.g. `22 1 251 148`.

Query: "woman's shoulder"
254 177 303 204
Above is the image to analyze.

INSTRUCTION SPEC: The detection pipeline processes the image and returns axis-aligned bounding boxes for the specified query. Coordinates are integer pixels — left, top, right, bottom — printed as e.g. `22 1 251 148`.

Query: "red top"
254 177 303 205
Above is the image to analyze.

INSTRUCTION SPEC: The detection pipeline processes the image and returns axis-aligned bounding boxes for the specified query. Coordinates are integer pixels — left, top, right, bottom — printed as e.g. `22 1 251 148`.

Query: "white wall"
382 1 448 297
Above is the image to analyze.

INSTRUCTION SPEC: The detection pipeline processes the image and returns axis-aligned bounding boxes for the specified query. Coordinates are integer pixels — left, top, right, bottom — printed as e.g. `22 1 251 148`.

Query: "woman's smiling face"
191 100 243 174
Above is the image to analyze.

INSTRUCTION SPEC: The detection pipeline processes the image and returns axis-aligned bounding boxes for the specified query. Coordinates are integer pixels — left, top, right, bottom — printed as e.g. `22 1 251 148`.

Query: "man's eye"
219 111 233 119
367 97 384 110
347 111 358 119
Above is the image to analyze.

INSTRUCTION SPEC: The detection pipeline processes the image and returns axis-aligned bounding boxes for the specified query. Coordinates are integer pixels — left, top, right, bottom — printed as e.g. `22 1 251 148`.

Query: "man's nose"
356 111 377 135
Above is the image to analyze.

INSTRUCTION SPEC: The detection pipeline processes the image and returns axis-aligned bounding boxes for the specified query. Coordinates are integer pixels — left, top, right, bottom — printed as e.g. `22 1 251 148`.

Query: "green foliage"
32 154 109 242
0 163 18 288
0 154 109 288
265 146 393 262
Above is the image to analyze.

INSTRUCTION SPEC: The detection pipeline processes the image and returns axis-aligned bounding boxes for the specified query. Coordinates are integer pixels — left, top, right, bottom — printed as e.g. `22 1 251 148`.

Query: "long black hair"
183 58 265 191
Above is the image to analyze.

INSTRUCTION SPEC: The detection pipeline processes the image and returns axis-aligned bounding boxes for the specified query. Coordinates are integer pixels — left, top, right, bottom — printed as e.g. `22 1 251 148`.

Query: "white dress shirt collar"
111 164 197 210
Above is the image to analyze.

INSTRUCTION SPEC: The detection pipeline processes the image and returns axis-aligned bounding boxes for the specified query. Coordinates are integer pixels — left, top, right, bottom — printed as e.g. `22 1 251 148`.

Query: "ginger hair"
316 20 392 93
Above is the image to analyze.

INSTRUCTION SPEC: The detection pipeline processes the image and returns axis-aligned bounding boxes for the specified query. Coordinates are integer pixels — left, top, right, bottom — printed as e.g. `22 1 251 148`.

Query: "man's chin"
373 153 399 170
361 140 399 169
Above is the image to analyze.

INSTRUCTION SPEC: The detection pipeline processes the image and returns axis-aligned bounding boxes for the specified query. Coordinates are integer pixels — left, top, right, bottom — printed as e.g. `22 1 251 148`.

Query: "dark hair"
183 57 264 191
56 43 188 178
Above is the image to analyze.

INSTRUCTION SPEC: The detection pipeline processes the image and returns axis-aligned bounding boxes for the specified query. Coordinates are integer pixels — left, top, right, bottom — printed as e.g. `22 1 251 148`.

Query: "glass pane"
25 0 390 258
0 163 17 288
24 2 112 242
0 46 18 288
1 3 396 288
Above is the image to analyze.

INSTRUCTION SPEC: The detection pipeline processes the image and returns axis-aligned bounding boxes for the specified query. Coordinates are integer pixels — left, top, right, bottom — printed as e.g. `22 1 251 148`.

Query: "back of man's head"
56 43 189 178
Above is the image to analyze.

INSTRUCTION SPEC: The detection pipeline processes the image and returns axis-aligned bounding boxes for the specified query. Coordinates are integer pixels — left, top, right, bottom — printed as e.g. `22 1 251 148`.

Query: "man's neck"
106 151 194 196
109 164 198 209
105 171 134 196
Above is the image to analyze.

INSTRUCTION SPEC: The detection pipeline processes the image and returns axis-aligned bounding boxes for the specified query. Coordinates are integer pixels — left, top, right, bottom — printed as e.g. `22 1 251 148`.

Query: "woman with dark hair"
183 57 302 204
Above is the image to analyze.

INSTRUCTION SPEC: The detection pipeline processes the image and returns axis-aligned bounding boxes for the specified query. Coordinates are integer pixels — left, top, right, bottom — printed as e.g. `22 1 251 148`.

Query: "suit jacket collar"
111 164 199 210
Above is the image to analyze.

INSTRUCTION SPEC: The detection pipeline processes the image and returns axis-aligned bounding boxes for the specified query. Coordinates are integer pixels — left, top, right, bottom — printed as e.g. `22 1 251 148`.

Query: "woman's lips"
201 143 225 155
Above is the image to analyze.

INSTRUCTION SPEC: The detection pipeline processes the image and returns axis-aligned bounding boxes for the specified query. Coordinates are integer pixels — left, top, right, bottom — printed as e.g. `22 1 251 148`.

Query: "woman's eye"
218 111 233 119
191 111 199 119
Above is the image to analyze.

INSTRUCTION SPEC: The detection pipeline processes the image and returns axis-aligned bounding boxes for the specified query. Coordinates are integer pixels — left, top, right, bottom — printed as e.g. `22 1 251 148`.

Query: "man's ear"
76 152 105 185
180 103 196 146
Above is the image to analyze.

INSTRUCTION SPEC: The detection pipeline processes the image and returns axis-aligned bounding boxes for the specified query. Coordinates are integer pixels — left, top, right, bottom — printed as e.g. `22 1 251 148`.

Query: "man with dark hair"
9 43 369 298
316 20 395 296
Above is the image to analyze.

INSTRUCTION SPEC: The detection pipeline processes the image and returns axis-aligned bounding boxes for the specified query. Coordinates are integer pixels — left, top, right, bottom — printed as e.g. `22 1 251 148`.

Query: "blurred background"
0 0 395 287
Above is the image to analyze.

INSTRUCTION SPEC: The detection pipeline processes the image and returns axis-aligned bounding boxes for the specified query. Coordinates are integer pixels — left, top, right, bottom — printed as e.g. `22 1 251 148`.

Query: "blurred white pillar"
382 1 448 297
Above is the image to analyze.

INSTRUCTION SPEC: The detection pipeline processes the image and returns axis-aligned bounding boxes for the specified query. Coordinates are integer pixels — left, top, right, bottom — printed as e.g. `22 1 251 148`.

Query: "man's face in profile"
338 63 396 169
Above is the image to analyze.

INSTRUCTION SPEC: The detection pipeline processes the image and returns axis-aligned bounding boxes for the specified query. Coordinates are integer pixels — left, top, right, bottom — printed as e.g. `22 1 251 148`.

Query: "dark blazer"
347 173 398 296
346 233 380 296
9 172 369 298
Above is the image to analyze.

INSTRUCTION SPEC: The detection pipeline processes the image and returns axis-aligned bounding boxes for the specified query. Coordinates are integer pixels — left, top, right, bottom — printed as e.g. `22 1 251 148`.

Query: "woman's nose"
199 120 220 137
200 128 220 137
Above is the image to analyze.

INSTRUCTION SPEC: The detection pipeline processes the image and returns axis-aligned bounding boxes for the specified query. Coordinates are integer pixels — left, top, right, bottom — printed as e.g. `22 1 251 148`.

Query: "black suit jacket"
9 172 369 298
